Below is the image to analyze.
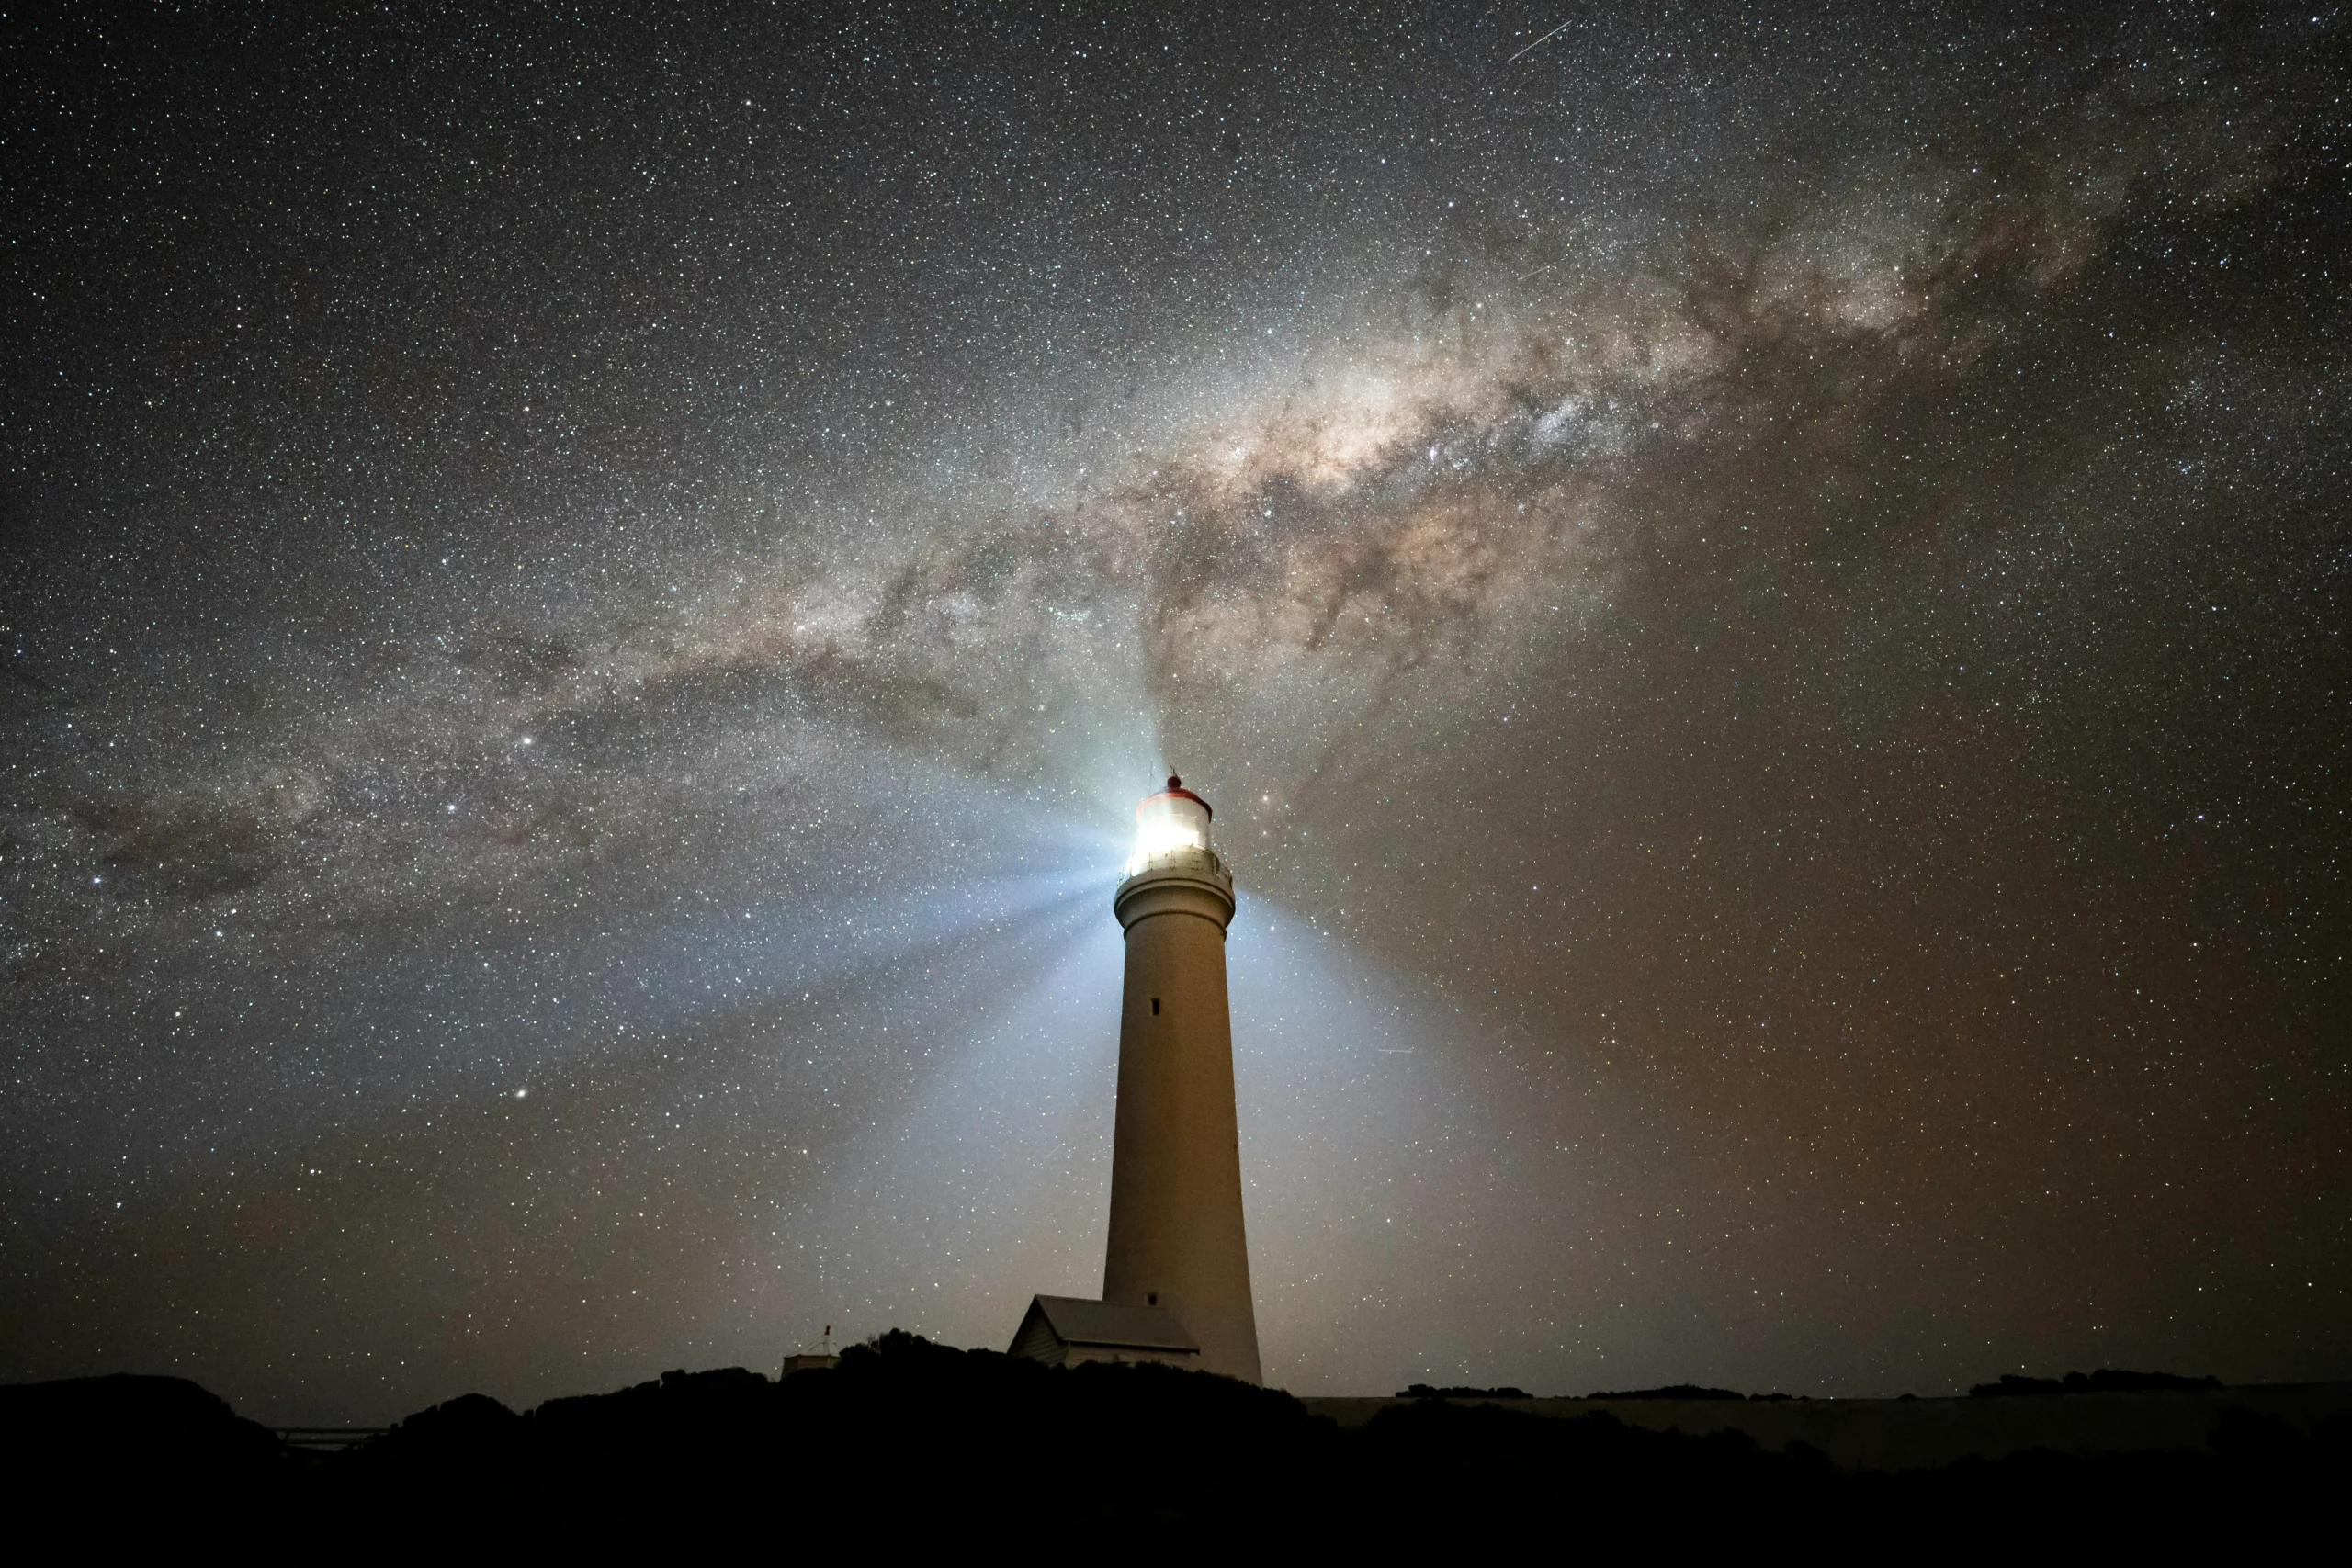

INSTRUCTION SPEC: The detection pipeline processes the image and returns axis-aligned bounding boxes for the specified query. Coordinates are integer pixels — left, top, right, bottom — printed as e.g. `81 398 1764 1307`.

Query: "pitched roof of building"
1023 1294 1199 1352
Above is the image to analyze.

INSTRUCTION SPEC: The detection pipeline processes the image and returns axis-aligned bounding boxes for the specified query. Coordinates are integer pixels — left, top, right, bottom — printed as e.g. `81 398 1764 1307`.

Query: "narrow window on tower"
1151 998 1160 1015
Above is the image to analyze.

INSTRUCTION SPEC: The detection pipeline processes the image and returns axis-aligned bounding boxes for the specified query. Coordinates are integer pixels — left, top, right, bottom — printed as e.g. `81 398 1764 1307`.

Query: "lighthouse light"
1126 780 1213 875
1127 821 1204 874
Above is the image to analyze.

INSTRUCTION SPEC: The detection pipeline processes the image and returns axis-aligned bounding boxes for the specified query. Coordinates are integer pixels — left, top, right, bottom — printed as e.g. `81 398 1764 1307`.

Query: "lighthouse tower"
1007 774 1261 1382
1099 775 1261 1383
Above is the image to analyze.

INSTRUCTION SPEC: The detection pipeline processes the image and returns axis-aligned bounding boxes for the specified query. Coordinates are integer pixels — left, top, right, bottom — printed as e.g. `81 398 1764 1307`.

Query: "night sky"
5 3 2347 1424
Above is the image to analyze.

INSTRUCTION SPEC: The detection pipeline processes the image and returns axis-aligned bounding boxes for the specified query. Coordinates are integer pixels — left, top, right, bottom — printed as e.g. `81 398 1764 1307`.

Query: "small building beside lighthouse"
1010 775 1263 1384
1007 1294 1201 1371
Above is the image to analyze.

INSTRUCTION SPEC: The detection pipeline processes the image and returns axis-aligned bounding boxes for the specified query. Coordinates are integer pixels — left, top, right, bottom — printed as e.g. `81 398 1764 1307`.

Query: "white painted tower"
1099 775 1261 1383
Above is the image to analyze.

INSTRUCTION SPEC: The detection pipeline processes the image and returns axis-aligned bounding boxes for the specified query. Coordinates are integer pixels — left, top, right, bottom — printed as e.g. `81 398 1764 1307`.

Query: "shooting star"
1508 18 1576 64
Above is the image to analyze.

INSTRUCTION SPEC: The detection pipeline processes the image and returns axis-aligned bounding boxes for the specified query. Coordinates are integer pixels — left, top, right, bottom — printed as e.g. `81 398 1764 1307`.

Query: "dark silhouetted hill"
0 1373 289 1511
1971 1369 2225 1397
308 1330 1338 1543
1397 1382 1531 1398
6 1339 2346 1547
1585 1383 1750 1400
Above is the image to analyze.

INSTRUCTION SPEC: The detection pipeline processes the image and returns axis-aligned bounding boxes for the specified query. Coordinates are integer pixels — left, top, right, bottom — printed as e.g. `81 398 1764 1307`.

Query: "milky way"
5 4 2347 1421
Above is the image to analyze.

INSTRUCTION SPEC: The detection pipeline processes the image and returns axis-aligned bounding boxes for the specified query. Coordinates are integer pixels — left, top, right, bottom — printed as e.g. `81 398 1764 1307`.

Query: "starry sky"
4 2 2346 1423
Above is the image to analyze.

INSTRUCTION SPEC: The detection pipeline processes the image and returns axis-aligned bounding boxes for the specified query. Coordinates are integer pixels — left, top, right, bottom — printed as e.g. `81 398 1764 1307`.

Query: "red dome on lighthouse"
1129 773 1215 870
1138 773 1213 821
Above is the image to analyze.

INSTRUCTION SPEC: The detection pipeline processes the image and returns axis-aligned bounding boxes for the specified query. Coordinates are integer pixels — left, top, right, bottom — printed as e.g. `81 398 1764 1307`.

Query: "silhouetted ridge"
1972 1371 2225 1398
0 1373 287 1500
366 1390 522 1471
330 1330 1332 1539
1397 1383 1531 1399
1586 1384 1749 1400
7 1341 2346 1545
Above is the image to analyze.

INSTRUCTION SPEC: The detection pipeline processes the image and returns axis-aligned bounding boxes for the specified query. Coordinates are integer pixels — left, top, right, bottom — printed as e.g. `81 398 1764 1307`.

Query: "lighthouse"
1009 774 1262 1383
1102 775 1261 1383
